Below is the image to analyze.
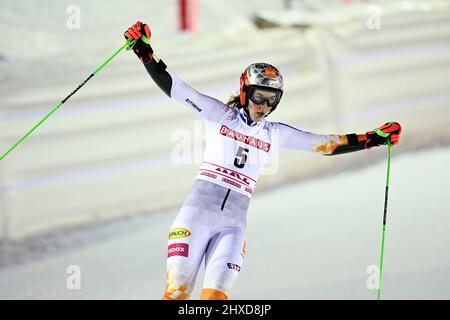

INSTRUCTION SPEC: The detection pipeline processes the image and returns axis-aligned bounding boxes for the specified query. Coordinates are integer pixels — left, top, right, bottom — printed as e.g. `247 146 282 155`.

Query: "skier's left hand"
365 122 402 148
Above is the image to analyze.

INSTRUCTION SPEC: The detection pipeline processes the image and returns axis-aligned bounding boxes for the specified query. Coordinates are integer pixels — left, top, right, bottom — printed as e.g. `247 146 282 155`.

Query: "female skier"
124 21 402 300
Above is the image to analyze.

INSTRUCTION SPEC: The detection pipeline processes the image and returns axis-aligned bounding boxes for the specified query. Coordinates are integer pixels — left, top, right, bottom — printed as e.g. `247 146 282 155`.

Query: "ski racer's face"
248 89 278 122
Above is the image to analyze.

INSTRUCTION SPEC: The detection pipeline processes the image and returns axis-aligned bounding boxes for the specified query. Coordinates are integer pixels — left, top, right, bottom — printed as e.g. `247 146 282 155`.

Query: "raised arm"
276 122 402 155
124 21 229 123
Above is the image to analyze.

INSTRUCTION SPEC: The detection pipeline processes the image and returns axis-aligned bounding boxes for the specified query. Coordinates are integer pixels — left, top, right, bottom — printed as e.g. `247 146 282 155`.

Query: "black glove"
124 21 154 64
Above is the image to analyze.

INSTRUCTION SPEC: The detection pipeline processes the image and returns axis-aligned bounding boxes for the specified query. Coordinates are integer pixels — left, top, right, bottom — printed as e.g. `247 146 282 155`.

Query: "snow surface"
0 146 449 299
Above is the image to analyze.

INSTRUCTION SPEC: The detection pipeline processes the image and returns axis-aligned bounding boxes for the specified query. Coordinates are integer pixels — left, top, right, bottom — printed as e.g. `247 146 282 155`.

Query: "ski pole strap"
126 39 137 50
374 128 394 148
141 35 151 45
373 128 390 138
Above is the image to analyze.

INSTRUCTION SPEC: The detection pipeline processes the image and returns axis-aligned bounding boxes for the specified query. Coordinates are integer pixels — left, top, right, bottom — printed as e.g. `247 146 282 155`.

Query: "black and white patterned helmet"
240 63 283 107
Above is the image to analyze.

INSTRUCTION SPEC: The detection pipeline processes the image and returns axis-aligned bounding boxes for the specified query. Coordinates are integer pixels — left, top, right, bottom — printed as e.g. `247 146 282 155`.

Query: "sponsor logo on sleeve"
168 243 189 258
168 228 192 240
185 98 202 112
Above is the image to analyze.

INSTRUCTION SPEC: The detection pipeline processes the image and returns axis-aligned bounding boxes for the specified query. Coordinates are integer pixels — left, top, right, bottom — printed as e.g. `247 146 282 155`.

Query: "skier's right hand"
124 21 154 64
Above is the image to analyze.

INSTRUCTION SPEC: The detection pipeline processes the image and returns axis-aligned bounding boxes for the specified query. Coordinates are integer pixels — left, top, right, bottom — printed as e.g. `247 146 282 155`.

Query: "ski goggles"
248 86 282 108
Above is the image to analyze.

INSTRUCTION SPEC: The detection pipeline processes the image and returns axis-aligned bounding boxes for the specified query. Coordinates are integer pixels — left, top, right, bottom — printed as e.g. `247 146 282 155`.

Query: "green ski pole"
0 39 136 161
374 127 394 301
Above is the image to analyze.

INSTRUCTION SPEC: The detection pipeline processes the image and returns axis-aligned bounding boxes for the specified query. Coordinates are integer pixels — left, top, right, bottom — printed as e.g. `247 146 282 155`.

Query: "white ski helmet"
239 62 283 111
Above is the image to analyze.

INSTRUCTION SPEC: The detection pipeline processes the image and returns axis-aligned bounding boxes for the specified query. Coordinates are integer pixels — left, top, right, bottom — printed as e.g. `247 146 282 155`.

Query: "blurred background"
0 0 449 299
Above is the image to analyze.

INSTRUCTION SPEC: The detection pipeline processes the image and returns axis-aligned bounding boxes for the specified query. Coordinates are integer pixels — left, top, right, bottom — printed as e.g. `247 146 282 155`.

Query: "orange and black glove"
124 21 153 64
365 122 402 148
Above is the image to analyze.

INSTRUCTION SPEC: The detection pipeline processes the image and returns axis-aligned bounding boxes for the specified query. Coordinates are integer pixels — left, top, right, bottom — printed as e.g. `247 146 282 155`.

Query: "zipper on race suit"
221 189 231 211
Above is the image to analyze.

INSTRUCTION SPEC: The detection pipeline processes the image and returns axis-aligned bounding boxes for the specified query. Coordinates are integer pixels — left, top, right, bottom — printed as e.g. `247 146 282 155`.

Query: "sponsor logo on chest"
219 125 270 152
215 167 250 185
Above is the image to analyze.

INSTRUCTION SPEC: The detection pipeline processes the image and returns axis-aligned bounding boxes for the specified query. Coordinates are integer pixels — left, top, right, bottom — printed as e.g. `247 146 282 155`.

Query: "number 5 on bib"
234 147 249 169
